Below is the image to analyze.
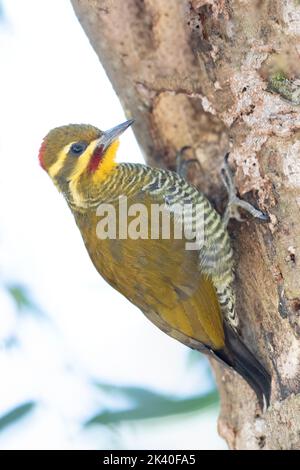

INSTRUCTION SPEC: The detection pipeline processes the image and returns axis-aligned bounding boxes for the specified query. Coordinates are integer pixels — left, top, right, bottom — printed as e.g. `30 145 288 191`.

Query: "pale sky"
0 0 225 449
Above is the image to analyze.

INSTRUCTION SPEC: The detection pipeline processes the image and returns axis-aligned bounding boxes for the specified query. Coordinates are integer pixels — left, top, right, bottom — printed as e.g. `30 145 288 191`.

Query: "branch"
71 0 300 449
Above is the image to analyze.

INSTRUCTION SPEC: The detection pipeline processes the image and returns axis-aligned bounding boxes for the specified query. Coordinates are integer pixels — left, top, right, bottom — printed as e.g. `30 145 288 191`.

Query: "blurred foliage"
1 276 218 440
85 383 218 426
0 281 40 434
1 277 218 438
0 2 4 23
0 402 36 432
6 283 43 316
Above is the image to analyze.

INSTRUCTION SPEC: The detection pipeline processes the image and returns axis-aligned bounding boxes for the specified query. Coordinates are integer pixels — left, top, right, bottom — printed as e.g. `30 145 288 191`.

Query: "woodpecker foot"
176 146 201 179
221 153 269 227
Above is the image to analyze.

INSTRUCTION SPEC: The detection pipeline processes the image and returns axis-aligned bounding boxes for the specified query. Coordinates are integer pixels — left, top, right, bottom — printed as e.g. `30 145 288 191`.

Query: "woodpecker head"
38 119 134 197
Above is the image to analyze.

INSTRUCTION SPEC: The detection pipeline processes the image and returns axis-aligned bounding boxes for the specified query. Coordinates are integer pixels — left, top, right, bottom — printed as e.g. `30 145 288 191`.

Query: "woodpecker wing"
80 185 225 351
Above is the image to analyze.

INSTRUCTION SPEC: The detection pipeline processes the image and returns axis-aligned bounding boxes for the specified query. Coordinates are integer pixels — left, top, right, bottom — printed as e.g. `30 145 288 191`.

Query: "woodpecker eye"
70 142 87 156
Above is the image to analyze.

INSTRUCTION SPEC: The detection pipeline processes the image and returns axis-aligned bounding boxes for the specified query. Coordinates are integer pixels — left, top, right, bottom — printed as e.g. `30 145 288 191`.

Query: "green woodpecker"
39 119 271 408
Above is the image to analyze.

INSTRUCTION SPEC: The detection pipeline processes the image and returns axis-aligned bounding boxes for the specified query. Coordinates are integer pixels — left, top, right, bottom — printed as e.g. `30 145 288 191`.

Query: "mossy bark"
71 0 300 449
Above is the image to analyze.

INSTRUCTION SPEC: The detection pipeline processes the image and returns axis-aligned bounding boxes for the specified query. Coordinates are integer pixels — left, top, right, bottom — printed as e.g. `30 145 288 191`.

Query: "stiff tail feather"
215 323 271 410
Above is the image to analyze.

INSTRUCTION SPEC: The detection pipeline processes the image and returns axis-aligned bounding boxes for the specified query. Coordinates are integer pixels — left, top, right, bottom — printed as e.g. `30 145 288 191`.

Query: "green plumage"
71 163 270 407
39 123 271 409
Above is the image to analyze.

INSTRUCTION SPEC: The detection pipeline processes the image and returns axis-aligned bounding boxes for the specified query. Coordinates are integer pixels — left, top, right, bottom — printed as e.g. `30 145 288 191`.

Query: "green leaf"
6 283 42 316
85 390 218 426
0 402 36 432
94 382 171 407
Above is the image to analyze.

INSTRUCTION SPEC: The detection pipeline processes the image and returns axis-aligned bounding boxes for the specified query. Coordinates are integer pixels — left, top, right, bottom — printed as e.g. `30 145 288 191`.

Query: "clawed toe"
221 153 269 227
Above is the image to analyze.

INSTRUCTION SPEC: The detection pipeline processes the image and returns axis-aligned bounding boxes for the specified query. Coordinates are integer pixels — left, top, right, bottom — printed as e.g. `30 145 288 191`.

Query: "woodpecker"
39 119 271 408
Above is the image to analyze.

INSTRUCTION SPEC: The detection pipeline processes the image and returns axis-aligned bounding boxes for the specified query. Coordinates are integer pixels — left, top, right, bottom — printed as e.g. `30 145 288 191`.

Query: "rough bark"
70 0 300 449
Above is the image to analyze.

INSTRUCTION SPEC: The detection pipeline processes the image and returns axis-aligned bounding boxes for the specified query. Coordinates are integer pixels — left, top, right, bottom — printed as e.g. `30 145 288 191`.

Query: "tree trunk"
70 0 300 449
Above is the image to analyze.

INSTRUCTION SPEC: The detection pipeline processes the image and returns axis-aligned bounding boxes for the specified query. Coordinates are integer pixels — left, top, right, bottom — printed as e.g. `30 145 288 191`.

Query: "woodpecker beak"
97 119 134 151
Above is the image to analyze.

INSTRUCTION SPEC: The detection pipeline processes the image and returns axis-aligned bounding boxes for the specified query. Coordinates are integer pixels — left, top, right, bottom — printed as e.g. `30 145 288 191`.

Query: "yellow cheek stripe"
69 140 98 182
67 140 98 207
48 144 70 179
92 139 119 184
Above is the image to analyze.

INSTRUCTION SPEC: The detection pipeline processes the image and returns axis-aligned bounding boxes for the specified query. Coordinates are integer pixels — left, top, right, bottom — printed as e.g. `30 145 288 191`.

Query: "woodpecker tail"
215 323 271 410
